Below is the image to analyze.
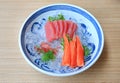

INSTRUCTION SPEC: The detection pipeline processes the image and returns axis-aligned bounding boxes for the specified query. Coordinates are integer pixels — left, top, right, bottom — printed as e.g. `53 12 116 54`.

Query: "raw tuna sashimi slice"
45 22 56 42
45 20 77 42
67 21 74 38
51 21 58 39
58 20 64 38
71 23 77 38
63 20 69 36
53 21 60 39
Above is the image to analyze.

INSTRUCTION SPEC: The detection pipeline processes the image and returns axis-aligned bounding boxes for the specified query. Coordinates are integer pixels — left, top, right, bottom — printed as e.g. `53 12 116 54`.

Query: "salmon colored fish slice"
70 37 77 68
76 36 84 66
61 34 71 66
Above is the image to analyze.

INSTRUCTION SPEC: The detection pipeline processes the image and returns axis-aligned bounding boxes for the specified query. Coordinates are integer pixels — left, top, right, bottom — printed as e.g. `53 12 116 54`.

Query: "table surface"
0 0 120 83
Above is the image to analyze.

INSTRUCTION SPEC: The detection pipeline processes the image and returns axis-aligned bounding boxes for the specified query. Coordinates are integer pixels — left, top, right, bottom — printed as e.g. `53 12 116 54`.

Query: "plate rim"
19 3 104 77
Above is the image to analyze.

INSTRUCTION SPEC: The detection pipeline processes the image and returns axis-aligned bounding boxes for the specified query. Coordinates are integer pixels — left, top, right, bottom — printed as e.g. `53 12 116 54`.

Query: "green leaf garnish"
83 45 91 56
41 50 55 62
60 38 64 46
60 38 64 49
57 14 65 20
66 34 72 42
48 16 55 21
48 14 65 21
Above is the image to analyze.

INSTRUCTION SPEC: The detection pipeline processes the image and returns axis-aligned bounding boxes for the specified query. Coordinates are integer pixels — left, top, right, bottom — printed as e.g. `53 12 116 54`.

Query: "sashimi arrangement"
34 14 91 68
45 20 77 42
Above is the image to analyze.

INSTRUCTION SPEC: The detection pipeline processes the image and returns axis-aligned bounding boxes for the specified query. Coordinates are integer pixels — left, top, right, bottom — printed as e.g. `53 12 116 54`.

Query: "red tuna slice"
51 22 58 39
53 20 60 39
71 23 77 38
45 22 56 42
63 20 68 36
67 20 74 38
45 20 78 42
58 20 64 38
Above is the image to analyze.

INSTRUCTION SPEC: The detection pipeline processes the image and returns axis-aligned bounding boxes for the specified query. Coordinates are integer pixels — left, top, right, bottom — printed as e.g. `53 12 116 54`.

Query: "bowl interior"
19 4 104 76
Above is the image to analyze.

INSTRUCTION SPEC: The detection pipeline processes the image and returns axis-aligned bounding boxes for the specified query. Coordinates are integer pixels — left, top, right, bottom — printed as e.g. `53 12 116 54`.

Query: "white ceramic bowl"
19 4 104 77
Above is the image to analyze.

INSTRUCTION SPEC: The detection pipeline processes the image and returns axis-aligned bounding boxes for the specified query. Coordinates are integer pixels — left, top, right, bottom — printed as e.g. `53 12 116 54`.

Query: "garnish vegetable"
83 45 91 56
35 42 57 62
48 14 65 21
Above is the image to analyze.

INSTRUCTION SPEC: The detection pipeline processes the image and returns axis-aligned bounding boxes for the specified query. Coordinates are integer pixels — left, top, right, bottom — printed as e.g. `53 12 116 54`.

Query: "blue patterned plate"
19 4 104 76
